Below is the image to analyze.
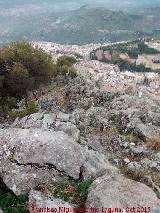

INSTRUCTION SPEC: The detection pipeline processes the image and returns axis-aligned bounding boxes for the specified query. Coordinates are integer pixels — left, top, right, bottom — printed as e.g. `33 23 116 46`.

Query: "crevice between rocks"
9 158 77 181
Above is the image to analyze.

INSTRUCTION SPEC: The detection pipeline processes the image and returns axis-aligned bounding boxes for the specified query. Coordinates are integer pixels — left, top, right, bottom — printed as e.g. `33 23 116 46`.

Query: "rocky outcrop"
0 70 160 211
86 173 160 212
107 95 160 141
0 128 84 194
29 190 76 213
129 118 160 141
13 112 80 141
0 128 114 195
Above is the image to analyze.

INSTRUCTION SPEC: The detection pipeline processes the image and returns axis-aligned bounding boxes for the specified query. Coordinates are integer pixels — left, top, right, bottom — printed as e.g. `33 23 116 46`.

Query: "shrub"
7 62 31 97
116 126 125 135
146 137 160 152
53 178 93 204
0 178 28 213
0 41 77 116
53 181 73 202
0 41 55 98
77 177 94 202
54 56 77 78
56 55 77 67
38 177 94 206
9 101 38 120
0 96 17 116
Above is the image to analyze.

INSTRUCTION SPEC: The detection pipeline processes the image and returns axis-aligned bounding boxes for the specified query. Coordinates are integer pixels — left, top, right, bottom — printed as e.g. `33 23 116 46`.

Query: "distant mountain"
1 6 160 44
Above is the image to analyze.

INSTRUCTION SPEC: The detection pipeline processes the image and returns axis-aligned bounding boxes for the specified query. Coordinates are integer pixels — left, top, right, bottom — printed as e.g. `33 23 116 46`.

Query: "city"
32 40 160 97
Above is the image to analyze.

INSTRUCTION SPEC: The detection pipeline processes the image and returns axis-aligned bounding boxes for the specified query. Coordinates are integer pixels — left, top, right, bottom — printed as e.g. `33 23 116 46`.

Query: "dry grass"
125 133 141 144
151 173 160 185
146 137 160 152
121 167 150 182
36 178 94 206
37 182 81 204
120 165 160 187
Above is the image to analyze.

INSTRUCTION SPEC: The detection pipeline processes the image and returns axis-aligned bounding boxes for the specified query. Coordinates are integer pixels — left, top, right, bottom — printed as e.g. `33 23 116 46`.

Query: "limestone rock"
129 145 149 155
83 147 118 178
0 128 114 195
151 207 160 213
56 112 73 123
12 112 80 141
29 190 75 213
0 128 84 194
131 119 160 141
86 174 160 211
12 112 55 129
55 122 80 141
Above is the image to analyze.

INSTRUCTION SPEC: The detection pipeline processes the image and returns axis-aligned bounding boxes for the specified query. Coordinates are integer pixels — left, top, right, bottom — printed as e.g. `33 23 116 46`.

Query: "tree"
57 55 77 67
7 62 32 97
0 41 55 87
0 41 78 115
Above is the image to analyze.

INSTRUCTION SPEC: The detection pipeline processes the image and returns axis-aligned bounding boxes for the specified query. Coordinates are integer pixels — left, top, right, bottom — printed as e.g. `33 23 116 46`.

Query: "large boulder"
13 112 80 141
109 95 160 141
129 118 160 141
86 173 160 212
83 147 118 178
29 190 76 213
0 128 84 194
55 122 80 141
0 128 114 195
13 112 46 129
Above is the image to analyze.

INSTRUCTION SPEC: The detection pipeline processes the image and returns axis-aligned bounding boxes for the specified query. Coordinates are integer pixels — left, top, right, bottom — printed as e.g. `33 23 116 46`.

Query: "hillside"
0 41 160 212
90 40 160 72
1 7 160 44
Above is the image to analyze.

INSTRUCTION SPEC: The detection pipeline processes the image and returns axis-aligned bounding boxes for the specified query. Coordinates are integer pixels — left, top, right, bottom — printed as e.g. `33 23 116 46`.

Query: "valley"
33 40 160 97
0 1 160 212
1 6 160 45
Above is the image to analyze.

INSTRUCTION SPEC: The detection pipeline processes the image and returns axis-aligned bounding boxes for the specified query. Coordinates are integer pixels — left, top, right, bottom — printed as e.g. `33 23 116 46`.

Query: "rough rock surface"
13 112 80 141
86 173 160 212
108 95 160 141
29 190 75 213
0 128 114 195
0 128 84 194
0 70 160 209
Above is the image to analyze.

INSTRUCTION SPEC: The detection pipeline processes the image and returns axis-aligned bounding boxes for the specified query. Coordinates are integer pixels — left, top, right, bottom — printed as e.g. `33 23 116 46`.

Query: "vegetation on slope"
90 40 160 72
0 41 77 117
37 177 94 207
0 178 28 213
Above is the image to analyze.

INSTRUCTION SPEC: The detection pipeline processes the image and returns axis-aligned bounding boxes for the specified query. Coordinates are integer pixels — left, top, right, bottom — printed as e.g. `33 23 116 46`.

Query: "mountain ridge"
1 6 160 45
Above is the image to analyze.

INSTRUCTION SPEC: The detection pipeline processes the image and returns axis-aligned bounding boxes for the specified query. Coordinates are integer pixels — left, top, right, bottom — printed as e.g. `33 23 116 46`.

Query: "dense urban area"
33 40 160 97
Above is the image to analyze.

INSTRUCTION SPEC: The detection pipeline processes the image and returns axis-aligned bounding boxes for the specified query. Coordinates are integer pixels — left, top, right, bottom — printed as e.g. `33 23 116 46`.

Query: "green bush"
77 177 94 202
0 96 17 116
53 181 71 202
0 42 77 116
0 178 28 213
56 55 77 67
9 101 38 120
0 41 55 98
51 177 94 205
